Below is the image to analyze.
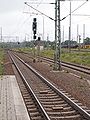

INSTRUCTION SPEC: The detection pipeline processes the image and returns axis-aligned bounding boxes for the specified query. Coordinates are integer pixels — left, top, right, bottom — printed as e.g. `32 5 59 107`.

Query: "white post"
0 27 2 42
83 24 85 48
43 16 44 41
69 0 71 52
63 26 64 42
77 24 79 43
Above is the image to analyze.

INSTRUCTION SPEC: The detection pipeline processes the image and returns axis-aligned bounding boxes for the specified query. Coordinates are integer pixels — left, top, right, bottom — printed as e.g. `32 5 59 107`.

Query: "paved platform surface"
0 75 30 120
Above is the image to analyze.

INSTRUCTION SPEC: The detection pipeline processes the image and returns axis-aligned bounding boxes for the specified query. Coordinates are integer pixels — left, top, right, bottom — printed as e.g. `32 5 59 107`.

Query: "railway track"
12 50 90 75
39 56 90 75
8 51 90 120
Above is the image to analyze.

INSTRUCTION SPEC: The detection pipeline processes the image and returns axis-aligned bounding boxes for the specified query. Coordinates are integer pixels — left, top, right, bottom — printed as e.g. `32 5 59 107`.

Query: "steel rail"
40 56 90 75
62 61 90 71
13 50 90 74
12 50 90 73
9 52 51 120
11 51 90 120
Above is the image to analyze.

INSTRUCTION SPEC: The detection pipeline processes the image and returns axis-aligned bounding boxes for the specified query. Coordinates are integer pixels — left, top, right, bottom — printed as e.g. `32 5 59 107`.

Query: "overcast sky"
0 0 90 42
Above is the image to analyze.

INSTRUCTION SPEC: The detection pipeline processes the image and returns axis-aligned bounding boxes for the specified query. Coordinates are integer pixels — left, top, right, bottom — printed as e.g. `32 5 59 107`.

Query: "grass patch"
13 47 33 53
61 52 90 67
41 49 54 58
14 47 90 67
40 49 90 67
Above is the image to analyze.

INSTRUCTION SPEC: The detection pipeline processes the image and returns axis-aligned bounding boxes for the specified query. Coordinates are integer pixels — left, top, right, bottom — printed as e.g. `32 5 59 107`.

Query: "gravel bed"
3 51 14 75
16 53 90 109
4 51 90 109
30 61 90 109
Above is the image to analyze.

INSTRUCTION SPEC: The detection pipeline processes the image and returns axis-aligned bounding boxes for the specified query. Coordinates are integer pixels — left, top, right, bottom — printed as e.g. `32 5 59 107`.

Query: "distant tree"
43 40 56 50
84 37 90 45
50 41 55 50
61 40 78 48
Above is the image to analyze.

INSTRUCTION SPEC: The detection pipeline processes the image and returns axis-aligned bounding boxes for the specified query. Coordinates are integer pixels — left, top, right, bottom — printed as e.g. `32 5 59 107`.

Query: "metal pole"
47 34 49 50
69 1 71 52
57 0 61 70
79 35 81 51
54 0 58 70
43 16 44 41
0 27 2 43
77 24 79 44
83 24 85 48
63 26 64 42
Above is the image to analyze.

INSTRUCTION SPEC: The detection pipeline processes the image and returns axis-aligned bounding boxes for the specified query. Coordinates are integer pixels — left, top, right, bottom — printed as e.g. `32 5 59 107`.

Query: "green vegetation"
0 48 4 75
84 37 90 45
61 52 90 67
41 49 54 58
40 49 90 67
14 47 90 67
14 47 33 53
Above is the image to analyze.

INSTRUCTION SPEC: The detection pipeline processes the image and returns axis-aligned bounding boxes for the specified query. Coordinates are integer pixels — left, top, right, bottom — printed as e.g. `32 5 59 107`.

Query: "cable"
61 1 88 21
72 1 88 14
24 2 55 21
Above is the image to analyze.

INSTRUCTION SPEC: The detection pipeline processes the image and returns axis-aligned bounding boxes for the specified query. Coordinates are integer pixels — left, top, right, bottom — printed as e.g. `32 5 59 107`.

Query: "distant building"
35 39 44 50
